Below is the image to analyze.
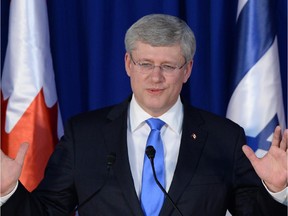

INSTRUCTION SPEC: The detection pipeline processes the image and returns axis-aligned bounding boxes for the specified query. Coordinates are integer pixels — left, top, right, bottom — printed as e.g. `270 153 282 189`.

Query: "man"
1 14 287 216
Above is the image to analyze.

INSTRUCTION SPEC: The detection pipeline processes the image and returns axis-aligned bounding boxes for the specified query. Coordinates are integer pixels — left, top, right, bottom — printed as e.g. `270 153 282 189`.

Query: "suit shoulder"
66 97 129 127
191 106 243 131
70 106 114 123
67 106 111 125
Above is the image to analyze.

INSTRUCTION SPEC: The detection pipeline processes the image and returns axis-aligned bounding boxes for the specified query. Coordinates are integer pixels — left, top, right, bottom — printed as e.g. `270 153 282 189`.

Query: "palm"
243 126 288 192
252 146 287 190
0 143 28 196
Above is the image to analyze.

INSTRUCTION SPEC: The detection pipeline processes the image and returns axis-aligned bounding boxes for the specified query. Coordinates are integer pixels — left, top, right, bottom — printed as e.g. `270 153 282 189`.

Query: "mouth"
147 88 164 94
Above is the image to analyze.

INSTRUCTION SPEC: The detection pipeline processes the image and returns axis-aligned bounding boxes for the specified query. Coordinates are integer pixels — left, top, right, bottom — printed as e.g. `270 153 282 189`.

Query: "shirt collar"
128 94 183 134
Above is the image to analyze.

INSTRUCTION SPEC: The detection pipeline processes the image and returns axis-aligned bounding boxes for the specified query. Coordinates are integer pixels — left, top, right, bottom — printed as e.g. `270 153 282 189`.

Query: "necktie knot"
146 118 165 131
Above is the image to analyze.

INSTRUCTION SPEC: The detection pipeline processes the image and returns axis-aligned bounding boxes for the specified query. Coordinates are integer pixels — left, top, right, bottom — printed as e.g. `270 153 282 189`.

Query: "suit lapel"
103 98 144 216
160 105 208 216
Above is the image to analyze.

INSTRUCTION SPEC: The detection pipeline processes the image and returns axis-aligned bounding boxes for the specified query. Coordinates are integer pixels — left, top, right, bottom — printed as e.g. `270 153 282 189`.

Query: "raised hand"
0 143 29 196
242 126 288 192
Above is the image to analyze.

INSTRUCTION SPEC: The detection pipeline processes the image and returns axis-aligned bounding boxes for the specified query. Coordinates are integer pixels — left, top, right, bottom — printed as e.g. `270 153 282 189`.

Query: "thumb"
242 144 258 164
15 142 29 165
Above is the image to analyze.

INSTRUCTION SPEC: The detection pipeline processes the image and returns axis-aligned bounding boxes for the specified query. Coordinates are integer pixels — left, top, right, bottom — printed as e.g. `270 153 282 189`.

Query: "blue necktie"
141 118 166 216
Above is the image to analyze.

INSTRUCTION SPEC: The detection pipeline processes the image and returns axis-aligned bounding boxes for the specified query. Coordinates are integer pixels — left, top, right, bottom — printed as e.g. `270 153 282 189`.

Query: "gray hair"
124 14 196 61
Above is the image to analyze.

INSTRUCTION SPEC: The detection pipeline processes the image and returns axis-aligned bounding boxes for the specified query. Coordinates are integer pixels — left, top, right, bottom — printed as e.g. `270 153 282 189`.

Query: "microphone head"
145 145 156 159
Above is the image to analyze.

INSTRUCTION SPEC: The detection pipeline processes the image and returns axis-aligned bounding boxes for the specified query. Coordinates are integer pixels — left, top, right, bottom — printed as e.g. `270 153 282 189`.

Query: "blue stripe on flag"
246 114 279 151
226 0 286 156
232 0 276 91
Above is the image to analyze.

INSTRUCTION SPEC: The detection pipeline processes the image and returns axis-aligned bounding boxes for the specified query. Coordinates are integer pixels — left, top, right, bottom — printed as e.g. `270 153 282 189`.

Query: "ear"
183 60 193 83
125 52 132 77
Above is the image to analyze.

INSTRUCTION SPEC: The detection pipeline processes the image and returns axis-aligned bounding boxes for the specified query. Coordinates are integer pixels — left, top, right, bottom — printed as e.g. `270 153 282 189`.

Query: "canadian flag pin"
191 133 197 140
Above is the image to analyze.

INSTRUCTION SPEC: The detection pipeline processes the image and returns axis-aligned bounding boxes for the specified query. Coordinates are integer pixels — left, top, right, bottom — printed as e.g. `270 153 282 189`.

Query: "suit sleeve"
1 119 78 216
229 127 287 215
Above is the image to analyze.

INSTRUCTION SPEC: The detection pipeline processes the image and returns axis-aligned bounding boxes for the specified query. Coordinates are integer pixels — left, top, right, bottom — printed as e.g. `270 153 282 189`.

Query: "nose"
150 66 165 82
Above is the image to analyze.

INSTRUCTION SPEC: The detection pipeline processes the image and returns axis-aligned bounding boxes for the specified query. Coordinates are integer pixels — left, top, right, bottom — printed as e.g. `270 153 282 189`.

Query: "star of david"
246 114 279 152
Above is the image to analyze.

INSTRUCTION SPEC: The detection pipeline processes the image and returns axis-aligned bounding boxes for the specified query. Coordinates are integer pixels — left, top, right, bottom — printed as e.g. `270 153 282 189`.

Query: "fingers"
0 149 6 158
271 126 288 151
242 145 259 164
279 129 288 151
271 126 281 147
15 142 29 165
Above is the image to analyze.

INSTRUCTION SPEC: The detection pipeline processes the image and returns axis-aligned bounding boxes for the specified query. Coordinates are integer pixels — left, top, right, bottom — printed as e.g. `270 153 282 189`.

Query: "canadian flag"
1 0 63 191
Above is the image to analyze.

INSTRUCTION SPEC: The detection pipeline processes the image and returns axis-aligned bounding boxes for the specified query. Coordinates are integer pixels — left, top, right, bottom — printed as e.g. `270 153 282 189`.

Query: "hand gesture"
0 143 29 196
242 126 288 192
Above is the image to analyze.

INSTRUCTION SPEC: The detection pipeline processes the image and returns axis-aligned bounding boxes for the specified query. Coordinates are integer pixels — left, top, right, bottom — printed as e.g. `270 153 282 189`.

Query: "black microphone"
70 153 116 215
145 146 184 216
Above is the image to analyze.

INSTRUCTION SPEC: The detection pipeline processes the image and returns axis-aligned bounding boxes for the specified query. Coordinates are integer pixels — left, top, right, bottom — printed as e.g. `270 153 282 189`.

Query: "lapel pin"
191 133 197 140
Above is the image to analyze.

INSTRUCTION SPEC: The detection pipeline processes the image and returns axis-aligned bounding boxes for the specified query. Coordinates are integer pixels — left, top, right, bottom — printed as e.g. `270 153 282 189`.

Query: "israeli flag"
226 0 286 158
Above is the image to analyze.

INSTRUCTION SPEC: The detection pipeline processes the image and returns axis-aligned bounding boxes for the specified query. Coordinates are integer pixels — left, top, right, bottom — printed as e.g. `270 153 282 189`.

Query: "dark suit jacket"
2 97 287 216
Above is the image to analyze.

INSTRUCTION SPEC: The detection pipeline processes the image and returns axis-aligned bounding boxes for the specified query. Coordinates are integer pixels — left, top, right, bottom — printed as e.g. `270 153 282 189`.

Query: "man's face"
125 42 193 117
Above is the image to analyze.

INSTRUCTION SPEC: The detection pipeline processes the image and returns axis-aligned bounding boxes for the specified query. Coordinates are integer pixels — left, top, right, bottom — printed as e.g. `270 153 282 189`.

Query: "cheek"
168 75 187 94
129 74 142 92
170 74 187 86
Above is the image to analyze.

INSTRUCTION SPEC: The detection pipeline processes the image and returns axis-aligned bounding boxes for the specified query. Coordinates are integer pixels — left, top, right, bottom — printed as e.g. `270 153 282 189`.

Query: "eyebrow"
137 57 178 65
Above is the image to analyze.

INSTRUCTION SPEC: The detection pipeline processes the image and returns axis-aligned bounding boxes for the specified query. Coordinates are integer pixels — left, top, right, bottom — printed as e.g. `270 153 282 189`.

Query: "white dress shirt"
127 95 183 198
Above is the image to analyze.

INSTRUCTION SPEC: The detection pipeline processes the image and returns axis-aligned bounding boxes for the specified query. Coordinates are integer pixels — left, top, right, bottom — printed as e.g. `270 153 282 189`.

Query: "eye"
138 62 154 69
161 65 176 71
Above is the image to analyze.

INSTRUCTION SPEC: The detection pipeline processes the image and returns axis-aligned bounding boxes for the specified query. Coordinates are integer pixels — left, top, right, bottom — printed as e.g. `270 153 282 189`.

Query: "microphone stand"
146 146 183 216
70 153 116 215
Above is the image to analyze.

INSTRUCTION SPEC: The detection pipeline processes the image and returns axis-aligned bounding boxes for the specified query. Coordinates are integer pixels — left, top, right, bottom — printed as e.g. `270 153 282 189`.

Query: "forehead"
133 42 183 61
